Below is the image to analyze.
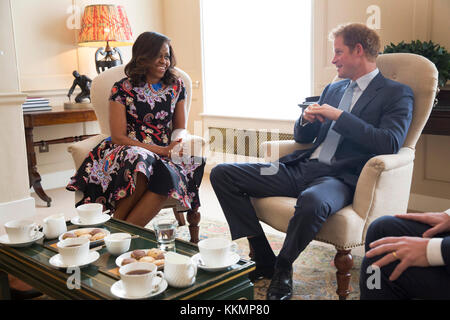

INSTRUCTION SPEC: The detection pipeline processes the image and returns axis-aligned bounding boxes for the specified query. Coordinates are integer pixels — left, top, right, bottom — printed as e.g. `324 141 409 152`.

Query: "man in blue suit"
210 23 414 300
360 210 450 299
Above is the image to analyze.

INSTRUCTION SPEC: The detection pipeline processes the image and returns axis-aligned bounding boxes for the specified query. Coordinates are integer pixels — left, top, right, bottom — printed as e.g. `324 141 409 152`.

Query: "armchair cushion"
67 134 108 169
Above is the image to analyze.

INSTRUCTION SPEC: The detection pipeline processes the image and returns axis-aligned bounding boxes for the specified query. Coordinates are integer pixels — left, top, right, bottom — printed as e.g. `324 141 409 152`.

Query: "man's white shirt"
427 208 450 266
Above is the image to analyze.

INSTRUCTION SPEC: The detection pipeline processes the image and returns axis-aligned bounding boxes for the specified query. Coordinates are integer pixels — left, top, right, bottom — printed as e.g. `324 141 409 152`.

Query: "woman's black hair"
125 31 177 86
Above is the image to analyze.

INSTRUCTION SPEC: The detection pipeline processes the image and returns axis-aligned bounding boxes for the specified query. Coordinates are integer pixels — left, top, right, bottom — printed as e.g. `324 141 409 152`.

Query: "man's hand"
366 236 430 281
303 103 343 122
395 212 450 238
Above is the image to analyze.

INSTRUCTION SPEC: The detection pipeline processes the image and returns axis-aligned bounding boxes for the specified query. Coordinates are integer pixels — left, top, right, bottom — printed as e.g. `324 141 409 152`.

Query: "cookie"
62 232 76 240
153 259 164 267
139 256 155 263
131 250 146 260
90 228 103 236
74 229 91 237
90 232 106 241
147 248 165 260
121 258 137 266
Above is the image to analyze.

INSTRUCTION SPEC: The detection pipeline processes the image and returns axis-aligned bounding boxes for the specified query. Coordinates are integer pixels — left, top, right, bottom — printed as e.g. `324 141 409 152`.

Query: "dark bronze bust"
67 71 92 103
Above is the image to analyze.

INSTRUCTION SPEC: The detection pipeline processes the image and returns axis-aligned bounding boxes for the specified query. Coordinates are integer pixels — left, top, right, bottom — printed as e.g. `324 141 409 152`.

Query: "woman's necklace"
151 82 162 91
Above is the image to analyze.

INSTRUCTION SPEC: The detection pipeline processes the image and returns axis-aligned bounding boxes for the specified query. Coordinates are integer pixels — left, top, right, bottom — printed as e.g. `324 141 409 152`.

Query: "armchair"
67 65 205 243
250 53 438 299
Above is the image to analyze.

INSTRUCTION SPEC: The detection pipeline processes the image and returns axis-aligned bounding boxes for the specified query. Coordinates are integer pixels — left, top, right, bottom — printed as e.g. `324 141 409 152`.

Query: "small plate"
59 228 110 246
70 214 111 227
49 251 100 269
115 249 165 269
0 232 44 248
110 278 168 300
192 253 240 272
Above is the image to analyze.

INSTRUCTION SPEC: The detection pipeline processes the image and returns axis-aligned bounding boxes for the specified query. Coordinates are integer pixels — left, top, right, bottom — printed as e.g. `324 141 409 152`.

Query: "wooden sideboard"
23 106 97 207
422 107 450 136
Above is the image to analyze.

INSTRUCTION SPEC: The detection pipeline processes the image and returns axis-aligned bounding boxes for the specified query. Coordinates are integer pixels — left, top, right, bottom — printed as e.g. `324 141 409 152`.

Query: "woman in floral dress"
67 32 205 227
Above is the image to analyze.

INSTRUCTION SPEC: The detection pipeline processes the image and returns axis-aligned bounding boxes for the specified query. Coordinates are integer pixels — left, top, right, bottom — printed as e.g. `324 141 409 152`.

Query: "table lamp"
78 4 133 74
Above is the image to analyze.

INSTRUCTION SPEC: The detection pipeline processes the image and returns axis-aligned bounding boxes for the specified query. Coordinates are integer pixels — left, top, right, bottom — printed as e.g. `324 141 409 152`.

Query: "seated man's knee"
297 191 331 214
295 191 332 223
366 215 399 243
210 163 229 186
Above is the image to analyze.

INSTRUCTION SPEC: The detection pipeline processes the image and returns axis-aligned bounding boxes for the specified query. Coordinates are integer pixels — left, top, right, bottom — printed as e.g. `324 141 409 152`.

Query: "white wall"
5 0 164 202
0 0 35 224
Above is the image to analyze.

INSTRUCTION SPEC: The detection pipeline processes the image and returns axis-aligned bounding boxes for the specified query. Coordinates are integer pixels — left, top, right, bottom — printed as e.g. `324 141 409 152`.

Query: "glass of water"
153 218 178 251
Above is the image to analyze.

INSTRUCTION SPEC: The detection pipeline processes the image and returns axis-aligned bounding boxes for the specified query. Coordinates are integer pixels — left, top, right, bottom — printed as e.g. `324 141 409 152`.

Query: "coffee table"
0 218 255 300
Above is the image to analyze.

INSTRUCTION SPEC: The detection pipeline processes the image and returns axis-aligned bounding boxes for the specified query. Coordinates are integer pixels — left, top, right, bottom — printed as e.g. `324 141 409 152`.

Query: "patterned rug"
153 210 363 300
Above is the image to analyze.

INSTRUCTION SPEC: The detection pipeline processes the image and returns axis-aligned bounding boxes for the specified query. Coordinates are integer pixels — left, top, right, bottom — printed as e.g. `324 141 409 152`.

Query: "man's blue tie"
318 81 357 165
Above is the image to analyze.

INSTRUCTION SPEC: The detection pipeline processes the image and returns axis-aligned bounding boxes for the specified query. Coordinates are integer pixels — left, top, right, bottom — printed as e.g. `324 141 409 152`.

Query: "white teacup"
198 238 238 268
4 220 40 243
76 203 103 224
164 252 197 288
57 237 90 266
43 213 67 239
104 233 131 255
119 262 164 297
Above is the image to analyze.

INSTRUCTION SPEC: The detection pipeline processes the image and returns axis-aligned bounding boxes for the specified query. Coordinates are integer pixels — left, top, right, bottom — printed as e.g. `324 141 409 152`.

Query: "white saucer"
49 251 100 269
192 252 240 272
0 232 44 248
70 214 111 227
110 278 168 299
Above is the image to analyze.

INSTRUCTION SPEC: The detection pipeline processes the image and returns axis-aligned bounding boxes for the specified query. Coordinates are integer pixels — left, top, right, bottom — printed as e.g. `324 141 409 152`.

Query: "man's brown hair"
329 23 380 61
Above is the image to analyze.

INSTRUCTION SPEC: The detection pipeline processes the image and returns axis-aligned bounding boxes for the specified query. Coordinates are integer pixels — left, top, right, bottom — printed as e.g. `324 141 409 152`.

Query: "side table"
23 106 97 207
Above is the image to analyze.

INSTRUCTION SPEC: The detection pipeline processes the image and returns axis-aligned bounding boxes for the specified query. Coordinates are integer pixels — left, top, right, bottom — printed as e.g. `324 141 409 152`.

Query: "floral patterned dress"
66 77 205 213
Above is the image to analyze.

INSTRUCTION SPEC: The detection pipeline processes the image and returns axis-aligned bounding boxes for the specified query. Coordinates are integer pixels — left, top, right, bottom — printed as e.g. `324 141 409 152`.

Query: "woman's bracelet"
168 149 172 158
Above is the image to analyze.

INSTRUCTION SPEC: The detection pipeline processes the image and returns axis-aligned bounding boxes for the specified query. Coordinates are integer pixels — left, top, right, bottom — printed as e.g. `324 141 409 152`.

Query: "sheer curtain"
201 0 312 120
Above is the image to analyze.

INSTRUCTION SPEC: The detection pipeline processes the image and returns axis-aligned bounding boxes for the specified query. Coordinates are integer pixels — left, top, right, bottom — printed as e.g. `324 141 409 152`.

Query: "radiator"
207 127 293 158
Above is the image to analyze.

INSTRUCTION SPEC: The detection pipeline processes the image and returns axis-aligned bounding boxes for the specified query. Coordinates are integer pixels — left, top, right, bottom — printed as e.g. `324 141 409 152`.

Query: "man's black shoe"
266 268 293 300
248 265 275 282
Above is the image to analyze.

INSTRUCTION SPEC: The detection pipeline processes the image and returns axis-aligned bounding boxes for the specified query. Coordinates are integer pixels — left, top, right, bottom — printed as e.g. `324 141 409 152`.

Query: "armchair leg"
172 208 186 226
186 209 200 244
334 249 353 300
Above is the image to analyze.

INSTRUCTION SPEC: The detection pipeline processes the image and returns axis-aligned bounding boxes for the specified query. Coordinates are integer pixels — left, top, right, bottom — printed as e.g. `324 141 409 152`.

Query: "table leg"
186 209 200 243
24 124 52 207
0 270 11 300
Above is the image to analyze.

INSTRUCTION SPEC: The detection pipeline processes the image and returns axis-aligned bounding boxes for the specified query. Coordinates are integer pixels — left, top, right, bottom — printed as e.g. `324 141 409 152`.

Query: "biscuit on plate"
139 256 155 263
153 259 164 267
62 232 76 240
91 232 106 241
131 250 146 260
121 258 137 266
74 229 91 237
90 228 103 236
147 248 165 260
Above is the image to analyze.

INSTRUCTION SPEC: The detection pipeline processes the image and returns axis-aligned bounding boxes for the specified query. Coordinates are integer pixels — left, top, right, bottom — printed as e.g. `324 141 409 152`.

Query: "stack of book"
22 97 52 112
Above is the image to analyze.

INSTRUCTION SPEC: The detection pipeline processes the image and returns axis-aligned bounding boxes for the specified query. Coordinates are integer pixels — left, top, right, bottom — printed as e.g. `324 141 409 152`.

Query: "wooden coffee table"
0 218 255 300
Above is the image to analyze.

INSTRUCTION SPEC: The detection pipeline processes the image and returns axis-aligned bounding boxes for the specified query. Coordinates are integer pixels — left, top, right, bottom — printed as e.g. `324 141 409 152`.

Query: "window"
201 0 312 120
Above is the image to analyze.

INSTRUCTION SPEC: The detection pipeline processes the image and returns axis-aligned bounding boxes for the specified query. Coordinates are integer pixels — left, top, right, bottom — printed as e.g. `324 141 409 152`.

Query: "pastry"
62 232 76 240
131 250 146 260
79 234 92 240
74 229 91 237
90 228 103 236
90 232 106 241
138 256 155 263
121 258 137 266
147 248 165 260
153 259 165 267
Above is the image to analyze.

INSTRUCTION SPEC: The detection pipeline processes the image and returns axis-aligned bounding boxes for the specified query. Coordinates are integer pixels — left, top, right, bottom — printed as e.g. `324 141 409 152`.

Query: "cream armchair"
250 53 438 299
67 65 205 243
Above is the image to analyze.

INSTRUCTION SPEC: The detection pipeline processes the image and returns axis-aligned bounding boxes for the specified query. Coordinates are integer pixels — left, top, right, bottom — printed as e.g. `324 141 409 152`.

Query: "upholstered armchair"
67 65 205 243
250 53 438 299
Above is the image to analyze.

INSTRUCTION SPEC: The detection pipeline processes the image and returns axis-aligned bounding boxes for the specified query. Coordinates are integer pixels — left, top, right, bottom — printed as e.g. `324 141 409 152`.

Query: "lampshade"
78 4 133 47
